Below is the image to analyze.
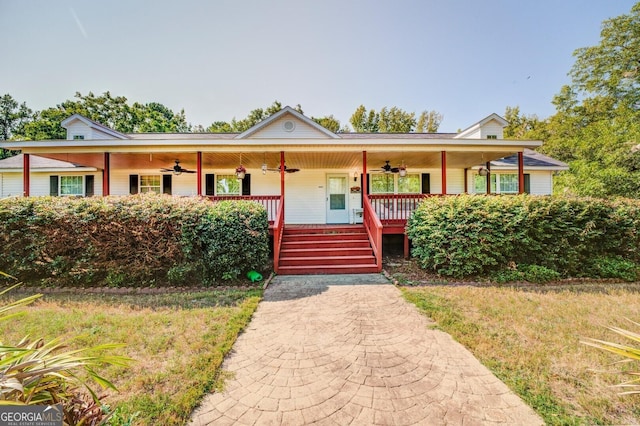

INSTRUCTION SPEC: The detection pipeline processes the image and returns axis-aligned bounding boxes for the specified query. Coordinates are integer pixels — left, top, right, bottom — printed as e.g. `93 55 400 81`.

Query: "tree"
349 105 442 133
415 110 443 133
311 115 342 133
208 101 304 133
0 94 33 158
15 91 190 139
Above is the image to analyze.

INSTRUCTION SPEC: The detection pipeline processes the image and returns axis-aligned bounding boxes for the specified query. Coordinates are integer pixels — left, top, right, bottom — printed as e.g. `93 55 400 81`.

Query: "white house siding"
110 168 196 196
284 170 327 224
1 173 22 197
250 115 328 139
528 171 553 195
66 122 89 140
480 121 504 139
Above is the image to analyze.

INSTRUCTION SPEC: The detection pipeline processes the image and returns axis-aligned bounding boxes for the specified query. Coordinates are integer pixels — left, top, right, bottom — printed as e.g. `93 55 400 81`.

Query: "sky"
0 0 637 133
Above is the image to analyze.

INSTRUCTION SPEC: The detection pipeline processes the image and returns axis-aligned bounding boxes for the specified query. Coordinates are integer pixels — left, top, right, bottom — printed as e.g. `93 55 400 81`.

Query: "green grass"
0 289 262 426
402 286 640 425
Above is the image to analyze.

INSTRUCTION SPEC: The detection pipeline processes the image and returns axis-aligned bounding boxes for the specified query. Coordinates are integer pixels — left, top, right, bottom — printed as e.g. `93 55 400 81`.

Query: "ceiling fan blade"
285 168 300 173
182 170 196 173
390 167 400 173
160 168 173 172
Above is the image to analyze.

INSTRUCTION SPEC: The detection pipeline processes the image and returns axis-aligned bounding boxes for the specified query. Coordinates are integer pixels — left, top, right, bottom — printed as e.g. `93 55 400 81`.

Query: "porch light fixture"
353 171 358 182
478 167 490 176
262 163 268 175
399 163 407 177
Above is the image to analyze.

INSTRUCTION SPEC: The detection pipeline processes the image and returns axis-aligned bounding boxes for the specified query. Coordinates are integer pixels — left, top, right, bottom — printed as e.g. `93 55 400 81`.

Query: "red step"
277 225 379 275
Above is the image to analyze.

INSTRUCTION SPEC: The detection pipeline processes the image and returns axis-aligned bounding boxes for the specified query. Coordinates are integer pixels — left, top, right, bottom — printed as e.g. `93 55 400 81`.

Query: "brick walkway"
189 274 542 425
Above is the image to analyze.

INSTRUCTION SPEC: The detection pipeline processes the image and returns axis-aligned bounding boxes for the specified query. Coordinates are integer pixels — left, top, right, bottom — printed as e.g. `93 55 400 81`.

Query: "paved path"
190 274 542 425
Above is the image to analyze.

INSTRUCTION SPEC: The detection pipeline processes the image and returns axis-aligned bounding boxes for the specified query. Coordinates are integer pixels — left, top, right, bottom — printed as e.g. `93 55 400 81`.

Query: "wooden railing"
367 194 432 224
272 198 285 274
363 195 383 272
206 195 280 223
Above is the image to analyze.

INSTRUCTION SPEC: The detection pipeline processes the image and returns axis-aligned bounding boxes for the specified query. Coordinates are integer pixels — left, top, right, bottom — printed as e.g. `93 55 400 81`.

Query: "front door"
326 174 349 224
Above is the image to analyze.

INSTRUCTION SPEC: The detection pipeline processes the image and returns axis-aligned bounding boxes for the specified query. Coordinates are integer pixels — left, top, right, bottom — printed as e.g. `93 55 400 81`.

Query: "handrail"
206 195 280 223
367 193 432 223
272 196 285 274
363 194 383 272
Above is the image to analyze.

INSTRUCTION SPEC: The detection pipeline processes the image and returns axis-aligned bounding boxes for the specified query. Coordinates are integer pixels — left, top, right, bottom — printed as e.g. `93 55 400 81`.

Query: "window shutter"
129 175 139 194
162 175 172 195
205 174 215 196
360 174 370 206
524 174 531 194
421 173 431 194
242 174 251 195
50 176 59 196
85 175 94 196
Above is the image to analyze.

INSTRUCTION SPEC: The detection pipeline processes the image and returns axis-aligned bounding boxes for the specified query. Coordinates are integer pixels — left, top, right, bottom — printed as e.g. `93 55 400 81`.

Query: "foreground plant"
0 280 131 425
582 319 640 394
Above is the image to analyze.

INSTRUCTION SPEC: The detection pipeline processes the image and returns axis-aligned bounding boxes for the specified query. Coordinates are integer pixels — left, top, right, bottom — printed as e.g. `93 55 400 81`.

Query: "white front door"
326 174 349 224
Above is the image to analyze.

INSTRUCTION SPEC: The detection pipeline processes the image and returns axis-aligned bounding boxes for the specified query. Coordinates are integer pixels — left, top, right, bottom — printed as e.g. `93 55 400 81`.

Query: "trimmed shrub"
0 194 269 286
407 195 640 279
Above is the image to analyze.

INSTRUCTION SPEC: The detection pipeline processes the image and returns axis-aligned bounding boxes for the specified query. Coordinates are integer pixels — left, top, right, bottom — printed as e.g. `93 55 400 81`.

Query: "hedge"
406 195 640 279
0 194 269 287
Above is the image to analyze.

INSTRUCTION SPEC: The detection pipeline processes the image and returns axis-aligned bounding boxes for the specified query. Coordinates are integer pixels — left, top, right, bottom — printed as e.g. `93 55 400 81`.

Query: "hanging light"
478 167 490 176
399 161 407 177
236 154 246 179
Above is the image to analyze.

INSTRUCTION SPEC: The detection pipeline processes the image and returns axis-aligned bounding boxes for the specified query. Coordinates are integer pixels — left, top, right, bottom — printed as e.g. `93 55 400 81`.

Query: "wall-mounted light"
262 163 267 175
353 171 358 182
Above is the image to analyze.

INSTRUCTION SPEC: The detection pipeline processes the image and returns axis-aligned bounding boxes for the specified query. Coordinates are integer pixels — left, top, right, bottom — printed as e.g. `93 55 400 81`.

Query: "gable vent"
283 120 296 132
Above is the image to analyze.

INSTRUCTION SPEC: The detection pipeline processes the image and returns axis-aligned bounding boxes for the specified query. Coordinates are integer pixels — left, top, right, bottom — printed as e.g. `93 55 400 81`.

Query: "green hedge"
407 195 640 279
0 195 269 286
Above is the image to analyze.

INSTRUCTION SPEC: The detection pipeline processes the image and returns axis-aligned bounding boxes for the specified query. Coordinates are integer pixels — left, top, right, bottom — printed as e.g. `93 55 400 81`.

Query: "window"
370 174 395 193
474 174 520 194
216 175 241 195
486 135 497 140
499 174 519 193
140 175 161 194
60 176 84 196
73 135 85 140
398 174 420 193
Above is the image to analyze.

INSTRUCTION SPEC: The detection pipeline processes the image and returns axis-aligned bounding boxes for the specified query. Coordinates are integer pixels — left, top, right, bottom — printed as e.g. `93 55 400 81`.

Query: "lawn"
0 288 262 426
401 283 640 425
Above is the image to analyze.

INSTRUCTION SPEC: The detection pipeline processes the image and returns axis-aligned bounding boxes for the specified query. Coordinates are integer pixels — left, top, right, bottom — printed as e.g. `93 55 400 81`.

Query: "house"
0 107 568 274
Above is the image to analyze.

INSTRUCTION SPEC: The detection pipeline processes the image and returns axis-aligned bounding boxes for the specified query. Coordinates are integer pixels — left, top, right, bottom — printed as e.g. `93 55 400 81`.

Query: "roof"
482 149 569 171
0 154 98 172
61 114 130 140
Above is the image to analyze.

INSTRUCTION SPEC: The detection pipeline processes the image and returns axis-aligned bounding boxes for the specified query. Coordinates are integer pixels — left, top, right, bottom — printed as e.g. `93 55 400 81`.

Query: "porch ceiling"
37 150 520 171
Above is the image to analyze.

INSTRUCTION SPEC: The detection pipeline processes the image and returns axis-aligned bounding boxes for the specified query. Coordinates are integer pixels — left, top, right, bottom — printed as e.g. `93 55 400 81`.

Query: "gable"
249 113 330 139
61 114 129 140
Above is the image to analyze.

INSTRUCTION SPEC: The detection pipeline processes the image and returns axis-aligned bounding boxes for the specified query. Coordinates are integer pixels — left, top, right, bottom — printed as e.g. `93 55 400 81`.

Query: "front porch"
207 193 430 274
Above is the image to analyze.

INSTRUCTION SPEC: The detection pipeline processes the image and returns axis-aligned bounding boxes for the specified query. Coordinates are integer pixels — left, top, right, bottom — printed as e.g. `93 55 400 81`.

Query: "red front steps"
277 225 379 275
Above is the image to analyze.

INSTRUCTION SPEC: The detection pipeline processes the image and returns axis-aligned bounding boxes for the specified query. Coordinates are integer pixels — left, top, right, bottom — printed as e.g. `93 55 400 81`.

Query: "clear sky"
0 0 636 132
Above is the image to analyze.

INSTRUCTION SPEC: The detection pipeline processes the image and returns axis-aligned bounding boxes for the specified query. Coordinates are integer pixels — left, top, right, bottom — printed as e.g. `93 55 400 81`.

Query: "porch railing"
272 198 285 274
363 195 383 272
367 194 432 224
206 195 280 224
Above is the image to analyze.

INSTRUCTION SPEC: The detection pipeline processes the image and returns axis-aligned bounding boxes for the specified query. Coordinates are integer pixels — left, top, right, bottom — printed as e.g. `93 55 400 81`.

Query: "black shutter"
129 175 139 194
85 175 94 197
50 176 59 196
162 175 172 195
205 174 215 196
524 174 531 194
242 174 251 195
421 173 431 194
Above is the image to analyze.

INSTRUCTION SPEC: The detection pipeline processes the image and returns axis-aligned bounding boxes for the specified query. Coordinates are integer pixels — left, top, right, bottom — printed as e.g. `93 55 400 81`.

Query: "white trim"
455 113 509 139
61 114 130 140
0 167 97 173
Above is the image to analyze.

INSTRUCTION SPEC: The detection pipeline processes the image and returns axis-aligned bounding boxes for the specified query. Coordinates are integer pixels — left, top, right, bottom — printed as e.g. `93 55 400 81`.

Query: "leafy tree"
349 105 442 133
415 110 443 133
503 106 541 139
0 94 33 158
16 91 190 139
311 115 342 133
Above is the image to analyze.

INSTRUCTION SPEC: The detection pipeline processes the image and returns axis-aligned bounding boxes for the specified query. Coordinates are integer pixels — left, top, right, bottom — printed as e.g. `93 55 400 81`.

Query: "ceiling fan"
160 160 196 174
266 164 300 173
377 160 400 174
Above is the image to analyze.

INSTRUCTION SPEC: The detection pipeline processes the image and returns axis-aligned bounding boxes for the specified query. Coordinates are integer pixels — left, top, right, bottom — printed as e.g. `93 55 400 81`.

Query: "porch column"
440 151 447 195
23 153 30 197
486 161 491 195
464 168 468 193
518 151 525 194
362 151 368 222
196 151 202 196
102 153 110 196
280 151 285 215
